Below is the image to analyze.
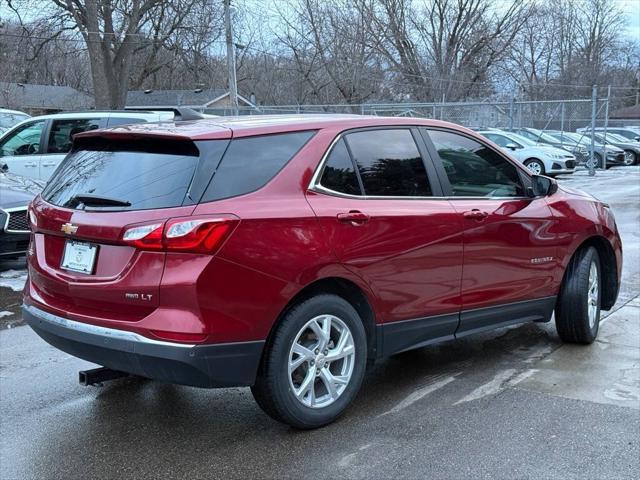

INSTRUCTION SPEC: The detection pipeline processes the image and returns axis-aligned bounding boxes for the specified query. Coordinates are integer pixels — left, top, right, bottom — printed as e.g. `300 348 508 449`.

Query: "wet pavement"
1 167 639 479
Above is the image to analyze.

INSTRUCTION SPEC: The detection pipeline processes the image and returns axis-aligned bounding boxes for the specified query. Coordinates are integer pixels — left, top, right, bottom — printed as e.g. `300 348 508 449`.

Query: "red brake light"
121 215 238 253
164 216 237 253
122 222 164 250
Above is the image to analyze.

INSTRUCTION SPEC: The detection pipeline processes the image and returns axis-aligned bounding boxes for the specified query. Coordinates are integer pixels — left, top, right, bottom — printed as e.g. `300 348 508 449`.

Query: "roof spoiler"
124 107 206 121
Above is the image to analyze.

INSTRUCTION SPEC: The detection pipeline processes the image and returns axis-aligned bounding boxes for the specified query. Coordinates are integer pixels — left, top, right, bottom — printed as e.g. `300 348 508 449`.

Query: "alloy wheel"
623 151 635 166
288 314 356 409
587 261 599 328
526 161 543 175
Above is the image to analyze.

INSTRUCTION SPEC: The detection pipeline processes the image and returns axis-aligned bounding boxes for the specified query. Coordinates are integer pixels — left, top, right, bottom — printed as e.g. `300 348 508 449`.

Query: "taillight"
122 223 164 250
121 215 238 254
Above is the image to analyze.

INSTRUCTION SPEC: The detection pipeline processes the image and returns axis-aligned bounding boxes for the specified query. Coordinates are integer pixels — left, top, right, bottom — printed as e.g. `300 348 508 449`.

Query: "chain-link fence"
204 96 639 172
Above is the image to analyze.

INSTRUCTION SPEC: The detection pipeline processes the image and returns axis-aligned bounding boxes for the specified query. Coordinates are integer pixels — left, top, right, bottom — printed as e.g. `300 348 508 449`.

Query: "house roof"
0 82 94 111
126 88 256 108
610 104 640 120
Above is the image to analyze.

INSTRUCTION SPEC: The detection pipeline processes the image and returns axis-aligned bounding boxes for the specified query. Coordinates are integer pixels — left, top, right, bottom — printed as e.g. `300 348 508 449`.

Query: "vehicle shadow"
10 321 564 479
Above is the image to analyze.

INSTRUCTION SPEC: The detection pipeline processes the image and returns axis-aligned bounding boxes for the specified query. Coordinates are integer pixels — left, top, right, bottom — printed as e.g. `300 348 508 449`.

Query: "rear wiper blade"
66 194 131 208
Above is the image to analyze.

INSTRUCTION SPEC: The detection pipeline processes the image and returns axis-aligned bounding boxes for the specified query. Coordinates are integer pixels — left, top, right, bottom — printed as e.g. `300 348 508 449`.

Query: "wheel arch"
266 277 379 362
565 235 619 310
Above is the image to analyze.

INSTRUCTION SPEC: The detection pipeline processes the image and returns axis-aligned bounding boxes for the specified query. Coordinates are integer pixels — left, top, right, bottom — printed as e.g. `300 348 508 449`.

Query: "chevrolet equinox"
23 115 622 428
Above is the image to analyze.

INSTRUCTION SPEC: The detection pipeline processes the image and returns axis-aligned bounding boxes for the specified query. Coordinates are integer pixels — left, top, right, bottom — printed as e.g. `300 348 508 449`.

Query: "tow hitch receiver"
79 367 130 386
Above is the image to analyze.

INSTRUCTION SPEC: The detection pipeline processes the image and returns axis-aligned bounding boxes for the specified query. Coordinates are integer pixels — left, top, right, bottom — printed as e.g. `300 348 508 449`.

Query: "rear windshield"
42 130 316 211
42 140 201 210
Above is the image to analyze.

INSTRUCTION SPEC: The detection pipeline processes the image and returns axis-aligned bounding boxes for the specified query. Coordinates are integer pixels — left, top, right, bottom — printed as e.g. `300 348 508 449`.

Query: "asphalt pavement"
1 167 639 479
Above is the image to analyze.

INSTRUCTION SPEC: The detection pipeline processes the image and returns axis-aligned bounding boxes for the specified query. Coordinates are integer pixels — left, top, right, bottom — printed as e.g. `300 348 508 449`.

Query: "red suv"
24 116 622 428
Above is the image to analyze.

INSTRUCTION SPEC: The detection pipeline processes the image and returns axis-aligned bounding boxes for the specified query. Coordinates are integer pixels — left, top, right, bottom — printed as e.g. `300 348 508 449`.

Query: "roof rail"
124 106 205 121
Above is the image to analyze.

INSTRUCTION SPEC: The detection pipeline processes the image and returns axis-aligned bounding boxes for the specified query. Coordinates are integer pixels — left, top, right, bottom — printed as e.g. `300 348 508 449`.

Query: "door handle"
24 162 37 168
337 211 370 225
42 162 57 167
463 209 489 220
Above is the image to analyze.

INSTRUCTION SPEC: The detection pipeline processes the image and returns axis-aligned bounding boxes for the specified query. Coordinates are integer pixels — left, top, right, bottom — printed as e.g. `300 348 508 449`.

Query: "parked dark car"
546 131 625 168
24 116 622 429
590 132 640 166
1 167 42 258
512 127 590 163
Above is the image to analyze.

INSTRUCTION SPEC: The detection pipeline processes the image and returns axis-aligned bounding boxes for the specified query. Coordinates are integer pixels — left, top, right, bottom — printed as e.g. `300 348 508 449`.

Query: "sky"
617 0 640 39
0 0 638 46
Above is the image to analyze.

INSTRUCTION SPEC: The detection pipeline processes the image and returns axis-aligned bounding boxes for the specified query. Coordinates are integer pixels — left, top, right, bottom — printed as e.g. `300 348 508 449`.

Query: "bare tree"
276 0 383 107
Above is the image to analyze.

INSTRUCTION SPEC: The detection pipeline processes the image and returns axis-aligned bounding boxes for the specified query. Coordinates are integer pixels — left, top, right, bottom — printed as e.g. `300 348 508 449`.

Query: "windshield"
506 132 537 146
546 132 578 145
600 132 632 143
42 141 202 211
0 113 29 129
563 132 603 146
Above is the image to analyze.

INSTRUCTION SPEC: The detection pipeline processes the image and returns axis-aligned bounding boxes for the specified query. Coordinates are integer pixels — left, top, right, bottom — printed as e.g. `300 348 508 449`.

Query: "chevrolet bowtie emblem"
61 222 78 235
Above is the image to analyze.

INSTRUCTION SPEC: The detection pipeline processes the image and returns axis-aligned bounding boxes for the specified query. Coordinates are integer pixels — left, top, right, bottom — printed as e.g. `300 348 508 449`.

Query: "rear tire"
251 294 367 429
524 158 545 175
555 247 601 344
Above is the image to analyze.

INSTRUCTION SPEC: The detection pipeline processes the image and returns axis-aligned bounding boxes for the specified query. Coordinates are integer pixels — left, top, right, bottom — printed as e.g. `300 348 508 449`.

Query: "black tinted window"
106 117 147 127
48 118 102 154
203 131 314 201
42 140 201 210
427 130 525 197
345 129 431 196
319 139 361 195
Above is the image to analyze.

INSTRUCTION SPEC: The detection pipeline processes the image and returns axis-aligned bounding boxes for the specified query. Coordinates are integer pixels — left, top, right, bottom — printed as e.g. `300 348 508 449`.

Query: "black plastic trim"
24 305 265 388
381 312 458 357
456 296 556 338
380 296 557 357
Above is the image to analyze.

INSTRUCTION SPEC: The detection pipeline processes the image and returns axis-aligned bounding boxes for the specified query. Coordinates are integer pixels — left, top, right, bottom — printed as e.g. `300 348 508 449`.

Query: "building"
126 88 258 114
0 82 94 114
610 104 640 121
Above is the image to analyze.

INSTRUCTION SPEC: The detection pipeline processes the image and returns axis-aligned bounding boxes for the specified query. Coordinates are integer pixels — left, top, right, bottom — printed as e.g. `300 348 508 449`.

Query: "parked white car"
479 130 576 176
0 110 176 181
0 108 30 135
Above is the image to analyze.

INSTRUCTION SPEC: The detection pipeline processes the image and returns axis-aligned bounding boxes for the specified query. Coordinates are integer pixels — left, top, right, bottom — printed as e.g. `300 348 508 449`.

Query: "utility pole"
603 85 611 147
589 85 597 176
224 0 239 116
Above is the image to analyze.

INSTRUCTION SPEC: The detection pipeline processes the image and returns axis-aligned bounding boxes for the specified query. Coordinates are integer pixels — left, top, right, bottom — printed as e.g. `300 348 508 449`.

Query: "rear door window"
47 118 102 154
319 139 362 195
202 131 315 201
42 140 203 210
344 129 432 196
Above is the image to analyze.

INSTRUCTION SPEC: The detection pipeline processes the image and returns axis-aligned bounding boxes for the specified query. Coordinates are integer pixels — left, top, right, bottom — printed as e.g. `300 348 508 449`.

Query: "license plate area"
61 240 98 274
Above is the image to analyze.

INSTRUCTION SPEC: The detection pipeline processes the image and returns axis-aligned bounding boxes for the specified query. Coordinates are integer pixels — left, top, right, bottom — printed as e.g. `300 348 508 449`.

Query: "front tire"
555 247 601 344
524 158 545 175
623 150 637 166
251 294 367 429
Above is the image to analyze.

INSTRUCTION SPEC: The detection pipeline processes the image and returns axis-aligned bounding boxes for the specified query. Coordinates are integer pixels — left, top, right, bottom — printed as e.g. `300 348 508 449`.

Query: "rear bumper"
23 303 264 388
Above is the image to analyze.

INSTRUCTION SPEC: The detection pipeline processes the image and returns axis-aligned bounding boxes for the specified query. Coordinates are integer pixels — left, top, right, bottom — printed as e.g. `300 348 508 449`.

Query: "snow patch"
0 269 28 292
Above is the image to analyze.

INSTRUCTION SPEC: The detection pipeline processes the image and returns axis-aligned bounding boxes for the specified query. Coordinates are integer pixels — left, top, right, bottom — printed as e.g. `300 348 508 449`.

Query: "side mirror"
530 175 558 197
505 143 520 150
1 163 7 172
